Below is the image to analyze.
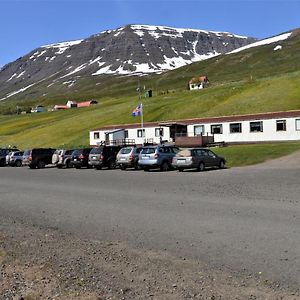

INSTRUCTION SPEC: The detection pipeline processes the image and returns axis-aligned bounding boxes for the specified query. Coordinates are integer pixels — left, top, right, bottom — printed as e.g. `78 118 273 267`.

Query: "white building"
90 110 300 146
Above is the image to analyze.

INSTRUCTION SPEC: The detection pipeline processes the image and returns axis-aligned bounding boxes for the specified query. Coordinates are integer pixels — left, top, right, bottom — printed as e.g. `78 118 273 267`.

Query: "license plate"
120 158 126 161
74 158 77 161
93 156 97 160
177 159 185 164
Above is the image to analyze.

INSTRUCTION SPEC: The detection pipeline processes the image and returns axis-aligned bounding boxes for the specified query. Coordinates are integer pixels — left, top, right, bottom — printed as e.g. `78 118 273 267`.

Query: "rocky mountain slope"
0 24 256 102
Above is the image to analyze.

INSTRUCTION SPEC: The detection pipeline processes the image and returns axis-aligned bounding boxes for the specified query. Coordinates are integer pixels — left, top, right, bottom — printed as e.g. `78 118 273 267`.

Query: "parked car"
22 149 32 166
116 146 143 170
0 148 19 167
52 149 74 168
24 148 56 169
172 148 226 172
6 151 24 167
70 148 92 169
88 145 122 170
138 145 180 171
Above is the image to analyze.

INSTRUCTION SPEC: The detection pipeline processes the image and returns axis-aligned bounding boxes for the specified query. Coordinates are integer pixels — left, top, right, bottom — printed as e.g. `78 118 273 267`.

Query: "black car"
88 145 122 170
70 148 92 169
26 148 56 169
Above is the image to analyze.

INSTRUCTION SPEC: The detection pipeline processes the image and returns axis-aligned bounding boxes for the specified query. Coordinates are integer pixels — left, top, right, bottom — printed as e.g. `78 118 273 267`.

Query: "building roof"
189 76 208 84
90 110 300 132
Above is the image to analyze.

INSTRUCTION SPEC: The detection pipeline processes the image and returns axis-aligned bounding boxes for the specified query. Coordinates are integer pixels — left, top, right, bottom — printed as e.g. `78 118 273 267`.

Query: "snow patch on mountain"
0 83 35 101
229 32 292 54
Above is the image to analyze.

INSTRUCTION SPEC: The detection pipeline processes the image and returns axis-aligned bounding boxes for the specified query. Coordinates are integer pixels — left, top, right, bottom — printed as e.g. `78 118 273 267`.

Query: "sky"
0 0 299 67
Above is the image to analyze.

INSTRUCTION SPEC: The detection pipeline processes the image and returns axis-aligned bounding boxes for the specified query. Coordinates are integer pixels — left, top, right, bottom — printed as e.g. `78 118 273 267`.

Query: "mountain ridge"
0 24 256 102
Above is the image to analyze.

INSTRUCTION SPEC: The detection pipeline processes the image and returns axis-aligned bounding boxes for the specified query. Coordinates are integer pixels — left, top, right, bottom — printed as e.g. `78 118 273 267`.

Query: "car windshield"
141 148 155 154
120 148 132 154
90 147 103 154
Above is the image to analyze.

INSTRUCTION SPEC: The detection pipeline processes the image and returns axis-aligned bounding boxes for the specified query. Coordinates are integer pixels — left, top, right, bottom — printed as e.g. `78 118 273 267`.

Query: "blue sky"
0 0 299 67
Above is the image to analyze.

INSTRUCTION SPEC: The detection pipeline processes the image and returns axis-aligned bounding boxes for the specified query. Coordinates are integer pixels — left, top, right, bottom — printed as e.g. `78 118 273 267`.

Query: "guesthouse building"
90 110 300 146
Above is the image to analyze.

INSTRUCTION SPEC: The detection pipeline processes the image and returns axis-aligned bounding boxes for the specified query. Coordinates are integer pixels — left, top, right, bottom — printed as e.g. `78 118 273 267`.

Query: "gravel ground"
1 216 299 300
1 152 300 299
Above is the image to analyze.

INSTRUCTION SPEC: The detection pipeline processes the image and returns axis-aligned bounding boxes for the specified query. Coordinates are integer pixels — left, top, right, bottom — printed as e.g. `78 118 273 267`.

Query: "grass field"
213 141 300 167
1 32 300 166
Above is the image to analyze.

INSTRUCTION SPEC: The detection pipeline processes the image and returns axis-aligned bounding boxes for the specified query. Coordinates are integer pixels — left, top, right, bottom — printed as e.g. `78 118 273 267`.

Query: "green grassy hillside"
0 31 300 149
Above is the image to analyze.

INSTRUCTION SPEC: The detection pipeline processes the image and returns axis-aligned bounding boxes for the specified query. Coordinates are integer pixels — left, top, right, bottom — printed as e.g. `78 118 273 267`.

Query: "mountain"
0 28 299 147
0 24 256 102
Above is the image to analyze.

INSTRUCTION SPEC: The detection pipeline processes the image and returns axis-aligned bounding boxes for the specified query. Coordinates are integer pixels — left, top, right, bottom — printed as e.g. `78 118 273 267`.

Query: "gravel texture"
1 216 299 300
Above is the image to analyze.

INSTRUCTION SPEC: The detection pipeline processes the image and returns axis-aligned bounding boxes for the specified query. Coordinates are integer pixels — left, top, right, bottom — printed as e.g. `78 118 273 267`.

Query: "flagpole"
141 103 144 143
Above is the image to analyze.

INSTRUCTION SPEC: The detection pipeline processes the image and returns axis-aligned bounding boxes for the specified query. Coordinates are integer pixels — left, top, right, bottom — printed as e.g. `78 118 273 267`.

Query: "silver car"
138 145 180 171
116 146 143 170
52 149 74 168
6 151 24 167
172 148 226 172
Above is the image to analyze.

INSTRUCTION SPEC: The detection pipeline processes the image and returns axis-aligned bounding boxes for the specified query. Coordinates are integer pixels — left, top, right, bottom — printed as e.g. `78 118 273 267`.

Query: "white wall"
127 126 170 144
90 126 170 145
187 117 300 143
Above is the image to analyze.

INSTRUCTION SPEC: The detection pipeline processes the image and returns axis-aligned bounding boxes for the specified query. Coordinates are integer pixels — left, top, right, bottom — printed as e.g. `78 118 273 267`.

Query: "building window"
137 129 145 137
194 125 205 136
155 128 164 137
296 119 300 131
124 130 128 138
250 121 263 132
211 124 223 134
94 132 100 139
276 120 286 131
230 123 242 133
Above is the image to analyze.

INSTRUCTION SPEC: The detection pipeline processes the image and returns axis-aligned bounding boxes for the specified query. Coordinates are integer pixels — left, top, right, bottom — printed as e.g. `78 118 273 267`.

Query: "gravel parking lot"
0 155 300 299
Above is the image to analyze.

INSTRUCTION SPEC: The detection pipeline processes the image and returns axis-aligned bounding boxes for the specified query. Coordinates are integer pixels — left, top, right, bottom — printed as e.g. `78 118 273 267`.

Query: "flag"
132 103 142 117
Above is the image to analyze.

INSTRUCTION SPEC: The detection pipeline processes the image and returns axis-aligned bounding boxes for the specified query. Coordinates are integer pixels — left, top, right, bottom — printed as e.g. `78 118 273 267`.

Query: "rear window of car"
120 148 132 154
177 150 191 157
23 150 31 156
90 147 103 154
141 148 155 154
72 150 83 156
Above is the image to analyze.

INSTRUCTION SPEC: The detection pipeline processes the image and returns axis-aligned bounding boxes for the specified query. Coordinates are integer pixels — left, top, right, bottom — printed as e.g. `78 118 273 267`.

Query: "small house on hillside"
53 105 69 110
189 76 209 90
77 100 98 107
66 100 78 108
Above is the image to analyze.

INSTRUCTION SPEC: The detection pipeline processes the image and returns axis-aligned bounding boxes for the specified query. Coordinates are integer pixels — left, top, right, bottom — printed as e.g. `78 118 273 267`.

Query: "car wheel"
219 160 225 169
198 162 205 172
178 168 184 172
160 161 170 171
37 160 46 169
95 166 102 170
143 166 149 172
65 160 71 168
108 160 116 169
15 160 22 167
0 159 5 167
75 166 81 169
57 165 63 169
120 165 126 170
